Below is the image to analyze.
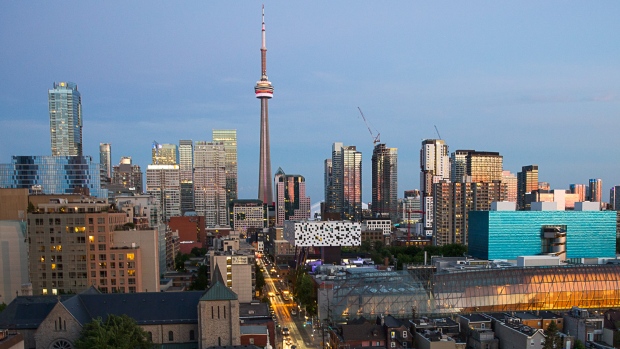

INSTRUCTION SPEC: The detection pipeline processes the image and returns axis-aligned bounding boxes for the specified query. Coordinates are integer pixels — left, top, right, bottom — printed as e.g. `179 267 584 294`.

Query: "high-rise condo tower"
255 5 274 205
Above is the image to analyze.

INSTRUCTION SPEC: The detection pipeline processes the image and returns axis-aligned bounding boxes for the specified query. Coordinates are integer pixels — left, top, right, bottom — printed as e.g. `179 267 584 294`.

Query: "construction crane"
434 125 442 139
358 107 380 145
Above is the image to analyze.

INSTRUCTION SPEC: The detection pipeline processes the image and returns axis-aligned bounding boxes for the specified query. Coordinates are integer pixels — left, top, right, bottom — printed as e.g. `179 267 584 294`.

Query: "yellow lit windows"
128 269 135 276
126 253 135 261
42 288 48 295
88 236 94 243
51 264 57 270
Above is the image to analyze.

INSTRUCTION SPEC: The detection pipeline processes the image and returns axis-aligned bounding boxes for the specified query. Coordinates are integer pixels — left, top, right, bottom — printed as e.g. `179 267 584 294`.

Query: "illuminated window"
51 264 57 270
127 253 135 261
88 236 94 243
42 288 48 295
52 288 58 295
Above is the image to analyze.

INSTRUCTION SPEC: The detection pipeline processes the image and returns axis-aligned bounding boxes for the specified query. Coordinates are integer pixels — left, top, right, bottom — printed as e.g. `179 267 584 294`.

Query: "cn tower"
255 5 274 205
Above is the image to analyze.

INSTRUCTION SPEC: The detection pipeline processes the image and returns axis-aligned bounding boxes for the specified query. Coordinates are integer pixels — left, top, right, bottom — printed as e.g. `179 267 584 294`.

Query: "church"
0 267 275 349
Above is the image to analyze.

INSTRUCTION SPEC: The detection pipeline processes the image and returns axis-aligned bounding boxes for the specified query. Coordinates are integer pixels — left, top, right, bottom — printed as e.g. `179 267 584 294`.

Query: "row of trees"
351 241 468 269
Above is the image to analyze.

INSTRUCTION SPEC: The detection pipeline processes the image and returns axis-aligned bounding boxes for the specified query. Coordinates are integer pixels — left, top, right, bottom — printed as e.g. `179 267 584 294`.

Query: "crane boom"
358 107 380 145
434 125 442 139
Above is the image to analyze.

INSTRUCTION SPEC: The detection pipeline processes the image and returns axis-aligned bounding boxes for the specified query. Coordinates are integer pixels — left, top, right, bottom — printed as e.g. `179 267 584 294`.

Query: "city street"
261 259 322 349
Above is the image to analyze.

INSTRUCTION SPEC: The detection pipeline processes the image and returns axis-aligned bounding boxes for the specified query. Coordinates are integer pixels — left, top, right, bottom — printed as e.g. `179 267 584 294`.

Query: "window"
147 332 153 341
391 342 396 348
403 331 407 338
249 338 255 344
403 342 407 348
168 331 174 341
190 330 195 341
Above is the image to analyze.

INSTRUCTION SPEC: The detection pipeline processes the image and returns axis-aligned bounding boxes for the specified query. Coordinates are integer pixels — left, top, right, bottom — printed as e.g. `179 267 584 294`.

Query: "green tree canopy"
255 262 265 292
542 320 562 349
0 302 6 313
74 314 152 349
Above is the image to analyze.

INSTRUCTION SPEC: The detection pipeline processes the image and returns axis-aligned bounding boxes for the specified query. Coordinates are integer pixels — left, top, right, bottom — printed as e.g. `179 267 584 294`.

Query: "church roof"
200 264 238 301
0 295 72 329
0 292 205 329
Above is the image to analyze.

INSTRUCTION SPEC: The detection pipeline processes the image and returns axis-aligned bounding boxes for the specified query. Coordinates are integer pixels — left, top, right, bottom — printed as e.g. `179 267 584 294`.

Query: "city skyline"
1 2 620 204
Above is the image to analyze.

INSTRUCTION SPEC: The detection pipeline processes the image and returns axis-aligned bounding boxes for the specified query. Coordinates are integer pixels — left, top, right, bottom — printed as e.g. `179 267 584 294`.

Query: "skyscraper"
99 143 111 180
324 143 363 221
501 170 517 203
152 142 178 165
274 167 311 227
49 82 82 156
371 143 398 223
179 140 194 214
588 178 603 203
420 139 450 237
212 130 238 204
610 186 620 211
517 165 538 210
194 142 228 227
146 164 181 222
570 184 587 202
466 151 503 183
111 156 143 194
255 6 274 205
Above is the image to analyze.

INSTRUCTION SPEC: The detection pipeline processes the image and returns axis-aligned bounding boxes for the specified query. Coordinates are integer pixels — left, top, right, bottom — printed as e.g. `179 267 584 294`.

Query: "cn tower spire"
255 5 274 208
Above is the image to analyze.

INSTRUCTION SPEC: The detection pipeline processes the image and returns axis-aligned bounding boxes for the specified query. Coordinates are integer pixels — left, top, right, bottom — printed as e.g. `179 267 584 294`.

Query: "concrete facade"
0 221 29 304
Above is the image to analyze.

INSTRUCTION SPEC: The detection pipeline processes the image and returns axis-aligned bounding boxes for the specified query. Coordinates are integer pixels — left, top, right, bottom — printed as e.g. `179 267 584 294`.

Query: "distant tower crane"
358 107 380 145
434 125 442 139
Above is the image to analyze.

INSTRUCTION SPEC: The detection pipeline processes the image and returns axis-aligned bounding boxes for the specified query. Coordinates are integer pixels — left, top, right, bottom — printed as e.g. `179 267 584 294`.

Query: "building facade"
49 82 82 156
152 143 178 165
111 156 143 194
371 144 398 223
274 168 311 227
420 139 450 237
179 139 194 214
146 164 181 222
0 155 107 198
27 200 161 295
325 143 363 222
468 210 617 260
517 165 539 210
99 143 111 180
212 130 238 205
194 142 228 227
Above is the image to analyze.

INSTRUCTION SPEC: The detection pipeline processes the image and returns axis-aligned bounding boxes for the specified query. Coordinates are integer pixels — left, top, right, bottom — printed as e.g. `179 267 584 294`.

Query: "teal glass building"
0 156 107 198
468 210 616 260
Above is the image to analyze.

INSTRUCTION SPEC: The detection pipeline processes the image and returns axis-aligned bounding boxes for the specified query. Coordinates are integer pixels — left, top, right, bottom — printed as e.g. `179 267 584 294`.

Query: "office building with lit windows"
111 156 143 194
152 143 178 165
49 82 82 156
28 200 160 295
0 155 107 198
209 250 255 303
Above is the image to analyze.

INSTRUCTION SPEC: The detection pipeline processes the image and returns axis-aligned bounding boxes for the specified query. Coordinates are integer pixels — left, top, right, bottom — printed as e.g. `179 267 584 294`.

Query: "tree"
573 339 586 349
0 302 6 313
542 320 562 349
255 262 265 292
74 314 152 349
189 265 209 290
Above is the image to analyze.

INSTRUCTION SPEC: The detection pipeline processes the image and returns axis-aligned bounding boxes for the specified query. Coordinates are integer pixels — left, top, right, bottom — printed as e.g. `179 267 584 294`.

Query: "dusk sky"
1 2 619 204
